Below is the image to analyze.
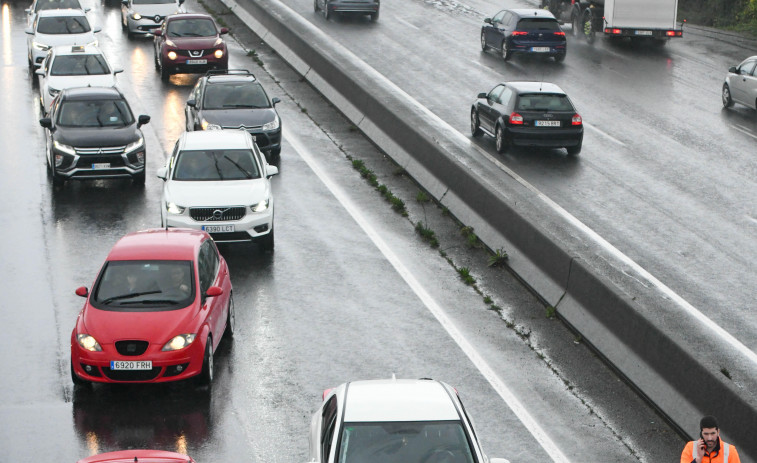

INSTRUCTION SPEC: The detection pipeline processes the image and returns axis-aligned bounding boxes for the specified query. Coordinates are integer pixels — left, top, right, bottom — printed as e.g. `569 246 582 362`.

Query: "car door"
496 86 515 127
484 10 506 48
186 79 203 130
37 52 51 101
731 59 757 105
479 84 504 131
319 395 339 463
154 21 167 59
198 240 224 348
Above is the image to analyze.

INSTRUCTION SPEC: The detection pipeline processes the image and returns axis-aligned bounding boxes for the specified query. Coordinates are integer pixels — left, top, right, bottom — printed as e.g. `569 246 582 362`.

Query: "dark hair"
700 415 719 430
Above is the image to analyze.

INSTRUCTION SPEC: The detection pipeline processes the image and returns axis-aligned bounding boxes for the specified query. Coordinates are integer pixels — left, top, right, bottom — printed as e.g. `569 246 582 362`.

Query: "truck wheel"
722 84 734 108
501 40 512 61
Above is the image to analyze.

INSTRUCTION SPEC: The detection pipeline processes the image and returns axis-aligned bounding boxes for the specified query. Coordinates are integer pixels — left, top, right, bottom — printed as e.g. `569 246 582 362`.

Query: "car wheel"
722 83 734 108
154 51 160 70
50 163 65 188
314 0 318 11
198 337 213 387
133 171 146 185
495 125 510 154
267 147 281 164
554 52 566 63
225 294 235 338
324 3 330 19
259 227 274 252
370 10 379 21
566 141 582 156
71 361 88 386
501 40 512 62
480 30 487 51
159 61 170 81
471 109 482 137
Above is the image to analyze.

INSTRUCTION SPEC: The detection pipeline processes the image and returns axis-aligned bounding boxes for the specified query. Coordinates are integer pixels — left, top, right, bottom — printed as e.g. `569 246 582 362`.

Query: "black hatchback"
471 81 583 155
481 9 566 62
39 87 150 187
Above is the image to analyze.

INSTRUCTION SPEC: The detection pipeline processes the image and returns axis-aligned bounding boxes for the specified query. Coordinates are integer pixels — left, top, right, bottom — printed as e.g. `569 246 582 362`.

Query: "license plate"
110 360 152 370
635 30 653 36
531 47 550 52
203 225 234 233
92 163 111 170
535 120 560 127
186 59 207 64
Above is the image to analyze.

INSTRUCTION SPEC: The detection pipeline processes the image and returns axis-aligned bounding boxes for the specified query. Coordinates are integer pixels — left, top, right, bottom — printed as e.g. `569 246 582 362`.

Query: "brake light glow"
509 112 524 125
572 114 582 126
605 28 622 34
666 30 681 36
511 31 528 36
554 31 565 36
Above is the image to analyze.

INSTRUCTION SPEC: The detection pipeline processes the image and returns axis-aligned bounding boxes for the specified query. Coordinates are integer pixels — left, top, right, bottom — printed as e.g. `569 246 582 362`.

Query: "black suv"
481 9 566 62
184 69 282 162
39 87 150 187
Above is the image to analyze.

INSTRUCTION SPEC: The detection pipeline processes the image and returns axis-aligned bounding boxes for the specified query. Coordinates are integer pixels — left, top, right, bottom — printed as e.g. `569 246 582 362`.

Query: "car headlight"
214 49 223 59
167 50 177 60
48 87 60 97
53 140 76 155
132 12 142 20
32 41 51 51
161 334 196 351
125 136 144 152
262 116 280 131
77 334 102 352
200 119 221 131
166 202 185 214
251 199 269 212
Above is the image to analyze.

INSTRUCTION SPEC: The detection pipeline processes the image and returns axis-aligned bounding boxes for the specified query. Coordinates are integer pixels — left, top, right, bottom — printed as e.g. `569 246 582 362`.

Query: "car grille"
178 49 209 57
75 155 127 169
189 206 247 222
75 146 126 155
221 126 271 148
115 340 149 356
102 366 162 381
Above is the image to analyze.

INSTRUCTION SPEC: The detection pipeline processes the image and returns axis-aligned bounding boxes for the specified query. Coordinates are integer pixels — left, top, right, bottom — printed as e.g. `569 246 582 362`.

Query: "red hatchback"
70 228 234 386
153 13 229 81
78 450 195 463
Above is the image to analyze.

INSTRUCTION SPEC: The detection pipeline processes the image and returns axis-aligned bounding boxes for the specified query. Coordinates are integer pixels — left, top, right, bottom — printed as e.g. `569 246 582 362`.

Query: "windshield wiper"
222 104 266 108
119 299 179 305
102 290 162 304
212 154 225 180
223 155 253 179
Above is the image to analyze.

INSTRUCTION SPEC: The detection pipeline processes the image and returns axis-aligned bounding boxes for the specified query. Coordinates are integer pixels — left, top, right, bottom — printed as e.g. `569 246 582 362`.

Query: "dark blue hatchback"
481 9 566 62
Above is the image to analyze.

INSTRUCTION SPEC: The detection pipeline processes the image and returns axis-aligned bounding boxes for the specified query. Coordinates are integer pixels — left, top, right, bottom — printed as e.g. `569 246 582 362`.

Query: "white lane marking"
748 216 757 226
584 122 626 146
394 16 420 31
731 124 757 140
285 126 572 463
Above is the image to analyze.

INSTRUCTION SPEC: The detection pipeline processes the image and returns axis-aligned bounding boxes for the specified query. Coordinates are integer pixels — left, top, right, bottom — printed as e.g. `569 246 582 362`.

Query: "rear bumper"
603 28 683 38
507 126 583 147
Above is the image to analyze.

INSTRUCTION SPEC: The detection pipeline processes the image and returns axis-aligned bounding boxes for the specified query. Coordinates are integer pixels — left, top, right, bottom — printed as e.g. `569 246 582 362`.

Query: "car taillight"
605 28 621 34
554 31 565 36
666 30 680 36
572 114 582 126
511 31 528 36
509 112 524 125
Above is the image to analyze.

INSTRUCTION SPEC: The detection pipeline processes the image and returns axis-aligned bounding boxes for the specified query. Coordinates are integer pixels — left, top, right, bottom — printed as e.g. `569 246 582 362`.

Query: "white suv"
157 130 278 250
26 9 101 68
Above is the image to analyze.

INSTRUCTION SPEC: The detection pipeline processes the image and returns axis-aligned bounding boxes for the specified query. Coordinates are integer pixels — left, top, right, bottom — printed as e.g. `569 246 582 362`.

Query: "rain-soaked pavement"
0 0 699 461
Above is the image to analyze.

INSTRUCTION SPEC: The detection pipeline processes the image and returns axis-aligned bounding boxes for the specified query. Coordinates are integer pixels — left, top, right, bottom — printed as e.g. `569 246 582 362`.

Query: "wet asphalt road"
0 0 689 461
272 0 757 354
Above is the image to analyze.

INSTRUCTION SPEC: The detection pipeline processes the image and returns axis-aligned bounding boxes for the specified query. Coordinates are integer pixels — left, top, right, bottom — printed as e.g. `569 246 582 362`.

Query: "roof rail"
205 69 256 79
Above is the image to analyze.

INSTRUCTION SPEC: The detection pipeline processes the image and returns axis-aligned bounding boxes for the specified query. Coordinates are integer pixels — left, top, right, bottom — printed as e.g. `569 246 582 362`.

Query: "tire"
259 227 274 252
71 361 88 386
370 10 379 21
50 162 65 188
471 109 482 137
225 294 235 338
198 337 213 387
159 61 170 81
314 0 318 12
480 30 487 51
133 171 146 185
566 142 582 156
324 3 330 20
554 52 566 63
722 83 734 108
267 147 281 164
495 125 509 154
501 39 512 61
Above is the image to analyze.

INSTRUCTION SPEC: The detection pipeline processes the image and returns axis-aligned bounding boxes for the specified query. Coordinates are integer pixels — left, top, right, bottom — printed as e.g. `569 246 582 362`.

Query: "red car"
78 450 195 463
70 228 234 386
153 13 229 81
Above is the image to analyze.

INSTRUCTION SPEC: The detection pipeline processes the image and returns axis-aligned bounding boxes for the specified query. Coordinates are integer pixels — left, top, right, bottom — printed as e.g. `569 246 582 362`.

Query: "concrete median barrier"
221 0 757 459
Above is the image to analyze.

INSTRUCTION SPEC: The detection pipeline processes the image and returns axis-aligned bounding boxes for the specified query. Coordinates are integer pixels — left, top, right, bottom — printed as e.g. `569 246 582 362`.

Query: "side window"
500 87 514 106
739 61 756 76
320 396 338 461
198 242 211 294
502 12 513 27
168 141 180 173
207 240 219 282
492 10 505 23
488 85 504 103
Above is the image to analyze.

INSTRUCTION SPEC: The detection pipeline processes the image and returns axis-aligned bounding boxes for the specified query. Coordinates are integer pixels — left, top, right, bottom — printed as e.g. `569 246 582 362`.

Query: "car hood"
132 3 181 16
169 36 221 50
54 125 141 148
81 304 200 344
165 179 270 207
32 31 97 47
200 108 276 128
46 74 117 91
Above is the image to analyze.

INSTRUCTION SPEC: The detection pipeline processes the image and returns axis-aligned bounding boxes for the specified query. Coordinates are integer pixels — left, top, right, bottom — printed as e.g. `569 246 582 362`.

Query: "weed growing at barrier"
546 306 556 319
246 50 265 68
415 222 439 247
488 248 508 267
483 295 492 304
416 190 430 203
720 367 732 379
349 157 407 216
457 267 475 285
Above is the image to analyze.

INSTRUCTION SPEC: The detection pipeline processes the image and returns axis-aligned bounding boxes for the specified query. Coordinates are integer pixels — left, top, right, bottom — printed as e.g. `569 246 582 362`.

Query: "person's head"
170 266 185 285
700 415 720 451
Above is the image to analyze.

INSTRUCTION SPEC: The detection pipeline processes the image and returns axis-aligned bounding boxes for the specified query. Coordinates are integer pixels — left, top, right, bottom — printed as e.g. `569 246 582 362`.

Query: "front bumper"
52 145 146 180
165 205 274 243
329 2 379 14
162 51 228 75
127 16 164 35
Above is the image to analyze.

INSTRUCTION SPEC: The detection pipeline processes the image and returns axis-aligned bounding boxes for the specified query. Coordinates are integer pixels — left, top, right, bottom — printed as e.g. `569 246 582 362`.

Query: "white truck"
541 0 683 44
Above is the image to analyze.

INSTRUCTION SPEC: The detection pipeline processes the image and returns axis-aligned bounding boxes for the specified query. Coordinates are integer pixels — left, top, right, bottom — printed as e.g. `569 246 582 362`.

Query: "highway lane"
0 0 683 461
272 0 757 353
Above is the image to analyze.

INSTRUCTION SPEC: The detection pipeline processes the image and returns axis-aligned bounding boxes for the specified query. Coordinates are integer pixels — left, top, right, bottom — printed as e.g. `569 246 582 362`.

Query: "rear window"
37 15 91 34
516 18 560 31
516 93 574 112
51 54 109 75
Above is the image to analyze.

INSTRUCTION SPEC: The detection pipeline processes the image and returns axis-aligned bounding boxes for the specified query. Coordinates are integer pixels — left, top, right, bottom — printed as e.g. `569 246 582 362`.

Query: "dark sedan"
471 81 583 155
481 9 566 62
314 0 379 21
185 69 282 161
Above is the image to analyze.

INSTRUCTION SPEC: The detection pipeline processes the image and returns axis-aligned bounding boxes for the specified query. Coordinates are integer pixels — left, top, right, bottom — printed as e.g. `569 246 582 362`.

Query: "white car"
307 378 511 463
121 0 185 38
25 0 87 28
157 130 278 251
722 56 757 110
35 45 122 114
26 9 101 69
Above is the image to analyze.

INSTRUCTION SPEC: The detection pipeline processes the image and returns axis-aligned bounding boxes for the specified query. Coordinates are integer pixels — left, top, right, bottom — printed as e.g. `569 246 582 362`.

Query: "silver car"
723 56 757 110
121 0 185 38
313 0 379 21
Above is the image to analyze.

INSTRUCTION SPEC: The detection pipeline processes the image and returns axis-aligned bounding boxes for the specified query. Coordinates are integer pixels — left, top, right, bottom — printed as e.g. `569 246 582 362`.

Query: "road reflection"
2 4 11 67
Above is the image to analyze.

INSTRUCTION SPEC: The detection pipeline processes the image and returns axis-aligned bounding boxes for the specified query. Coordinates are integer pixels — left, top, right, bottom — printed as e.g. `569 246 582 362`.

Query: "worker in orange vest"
680 416 741 463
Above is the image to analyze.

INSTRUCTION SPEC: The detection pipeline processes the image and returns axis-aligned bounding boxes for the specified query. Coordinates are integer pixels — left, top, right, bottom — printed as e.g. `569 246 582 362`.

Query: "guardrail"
220 0 757 459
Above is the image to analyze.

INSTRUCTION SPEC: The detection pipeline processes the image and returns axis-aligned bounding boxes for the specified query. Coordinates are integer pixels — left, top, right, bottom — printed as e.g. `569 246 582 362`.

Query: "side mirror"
729 66 737 73
35 69 45 76
205 286 223 297
84 7 91 12
266 165 279 178
156 166 168 180
39 117 53 129
25 8 31 13
137 114 151 128
484 18 492 24
178 0 184 4
477 92 487 99
121 0 128 4
75 287 89 297
94 26 102 33
220 27 229 34
271 97 280 106
186 99 196 107
25 27 34 35
153 29 163 36
114 68 124 74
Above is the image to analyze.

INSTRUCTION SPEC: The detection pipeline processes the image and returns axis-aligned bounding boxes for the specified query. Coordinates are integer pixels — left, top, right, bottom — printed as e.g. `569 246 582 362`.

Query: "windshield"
92 260 195 311
203 82 270 110
337 421 475 463
37 15 91 34
516 18 561 31
133 0 176 4
173 149 261 181
51 54 109 75
34 0 82 12
166 18 216 37
516 93 574 112
57 99 134 127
